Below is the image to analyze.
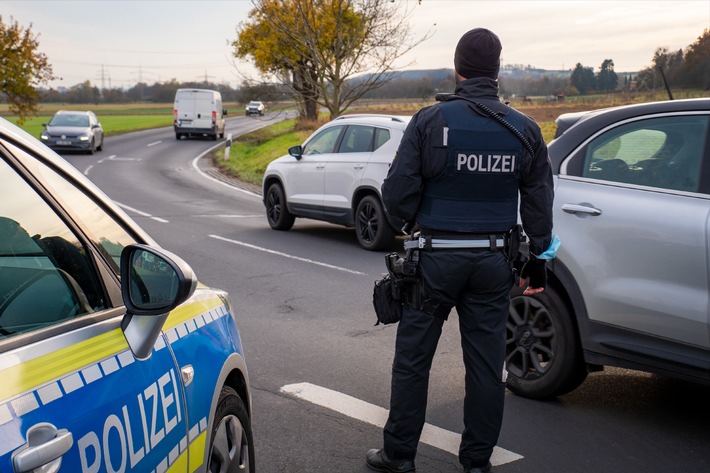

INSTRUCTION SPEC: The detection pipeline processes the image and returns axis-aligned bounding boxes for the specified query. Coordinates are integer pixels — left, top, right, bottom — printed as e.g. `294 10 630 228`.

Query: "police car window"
303 126 343 155
5 141 138 273
338 125 374 153
581 115 708 192
0 157 107 339
374 128 391 151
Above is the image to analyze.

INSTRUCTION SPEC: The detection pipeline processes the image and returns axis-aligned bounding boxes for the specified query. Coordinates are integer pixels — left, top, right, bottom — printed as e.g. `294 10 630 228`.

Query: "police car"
0 118 253 471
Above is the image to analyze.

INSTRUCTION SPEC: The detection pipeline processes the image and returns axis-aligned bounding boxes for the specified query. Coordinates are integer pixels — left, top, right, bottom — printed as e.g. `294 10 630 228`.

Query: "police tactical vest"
416 99 526 233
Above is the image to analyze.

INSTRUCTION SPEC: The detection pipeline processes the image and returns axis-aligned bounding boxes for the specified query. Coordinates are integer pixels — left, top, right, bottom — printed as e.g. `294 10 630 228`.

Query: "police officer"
366 28 554 473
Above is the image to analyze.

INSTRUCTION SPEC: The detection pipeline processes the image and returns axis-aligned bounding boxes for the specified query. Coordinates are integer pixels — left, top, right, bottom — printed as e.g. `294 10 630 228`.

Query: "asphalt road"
59 114 710 473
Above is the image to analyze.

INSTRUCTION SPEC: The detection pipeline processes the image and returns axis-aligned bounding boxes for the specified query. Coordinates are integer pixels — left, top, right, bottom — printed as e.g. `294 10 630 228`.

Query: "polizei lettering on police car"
456 153 517 173
77 368 183 473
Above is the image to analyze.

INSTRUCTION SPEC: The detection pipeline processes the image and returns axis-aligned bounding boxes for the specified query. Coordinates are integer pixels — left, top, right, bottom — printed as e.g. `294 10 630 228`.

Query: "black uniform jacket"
382 77 554 255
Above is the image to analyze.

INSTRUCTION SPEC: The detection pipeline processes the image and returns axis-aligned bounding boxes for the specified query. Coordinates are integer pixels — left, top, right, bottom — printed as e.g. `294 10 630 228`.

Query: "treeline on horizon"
32 29 709 105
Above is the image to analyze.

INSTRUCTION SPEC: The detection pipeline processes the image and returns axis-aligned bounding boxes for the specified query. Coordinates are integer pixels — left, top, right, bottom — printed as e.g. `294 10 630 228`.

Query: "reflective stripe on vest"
416 99 525 233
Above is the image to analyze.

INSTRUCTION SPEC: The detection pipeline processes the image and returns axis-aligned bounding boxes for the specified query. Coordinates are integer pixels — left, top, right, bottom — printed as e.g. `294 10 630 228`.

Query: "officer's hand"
519 256 547 295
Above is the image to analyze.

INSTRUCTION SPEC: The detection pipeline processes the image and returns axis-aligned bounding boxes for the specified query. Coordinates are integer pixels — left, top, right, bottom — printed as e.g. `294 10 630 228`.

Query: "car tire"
265 182 295 230
355 195 395 251
97 138 103 152
88 139 96 155
207 386 255 473
176 133 182 140
505 284 587 399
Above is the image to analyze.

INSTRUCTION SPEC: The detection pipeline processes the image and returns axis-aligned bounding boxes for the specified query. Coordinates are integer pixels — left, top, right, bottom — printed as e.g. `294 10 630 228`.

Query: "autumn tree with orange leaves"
0 16 56 124
232 0 430 121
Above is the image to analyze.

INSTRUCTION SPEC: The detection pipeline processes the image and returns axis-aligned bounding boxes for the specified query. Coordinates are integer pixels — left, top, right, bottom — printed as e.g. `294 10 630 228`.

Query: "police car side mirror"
119 244 197 360
288 145 303 160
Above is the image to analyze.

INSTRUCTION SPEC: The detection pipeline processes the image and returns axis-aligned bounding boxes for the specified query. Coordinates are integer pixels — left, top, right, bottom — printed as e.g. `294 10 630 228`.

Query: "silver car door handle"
13 423 73 473
316 164 325 169
561 203 602 216
354 163 365 169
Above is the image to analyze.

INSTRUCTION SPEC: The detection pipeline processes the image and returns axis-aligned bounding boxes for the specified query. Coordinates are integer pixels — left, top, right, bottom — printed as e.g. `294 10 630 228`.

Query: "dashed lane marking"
280 382 524 467
209 234 366 275
115 201 169 223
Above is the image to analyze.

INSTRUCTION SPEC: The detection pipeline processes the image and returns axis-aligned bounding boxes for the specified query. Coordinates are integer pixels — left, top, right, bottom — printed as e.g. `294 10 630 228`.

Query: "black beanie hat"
454 28 502 79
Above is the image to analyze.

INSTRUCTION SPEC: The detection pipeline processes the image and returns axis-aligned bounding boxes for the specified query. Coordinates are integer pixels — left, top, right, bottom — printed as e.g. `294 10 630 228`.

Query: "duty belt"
404 235 506 251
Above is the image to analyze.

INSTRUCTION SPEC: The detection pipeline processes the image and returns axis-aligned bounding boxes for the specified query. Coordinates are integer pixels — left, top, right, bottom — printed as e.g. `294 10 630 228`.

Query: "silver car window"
581 115 708 193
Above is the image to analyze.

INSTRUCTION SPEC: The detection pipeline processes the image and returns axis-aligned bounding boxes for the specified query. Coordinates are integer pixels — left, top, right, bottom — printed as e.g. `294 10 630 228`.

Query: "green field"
0 102 246 138
4 91 706 187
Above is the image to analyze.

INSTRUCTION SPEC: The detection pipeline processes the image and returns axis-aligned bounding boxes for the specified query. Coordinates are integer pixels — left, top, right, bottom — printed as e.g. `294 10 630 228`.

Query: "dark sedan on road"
506 98 710 399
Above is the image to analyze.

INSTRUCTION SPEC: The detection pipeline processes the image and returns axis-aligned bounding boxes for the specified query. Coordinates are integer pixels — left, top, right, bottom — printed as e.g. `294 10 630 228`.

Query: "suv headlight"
40 133 49 140
79 134 89 141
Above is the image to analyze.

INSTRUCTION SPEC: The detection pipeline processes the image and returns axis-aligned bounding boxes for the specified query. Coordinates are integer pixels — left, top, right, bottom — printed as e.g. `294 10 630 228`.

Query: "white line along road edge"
280 382 523 467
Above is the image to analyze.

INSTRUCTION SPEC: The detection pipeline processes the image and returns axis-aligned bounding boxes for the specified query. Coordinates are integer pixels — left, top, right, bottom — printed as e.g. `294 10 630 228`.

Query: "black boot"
366 449 415 472
464 462 492 473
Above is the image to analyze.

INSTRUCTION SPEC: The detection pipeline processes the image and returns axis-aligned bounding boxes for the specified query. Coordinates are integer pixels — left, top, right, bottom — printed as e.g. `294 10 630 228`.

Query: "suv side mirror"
288 145 303 160
119 244 197 359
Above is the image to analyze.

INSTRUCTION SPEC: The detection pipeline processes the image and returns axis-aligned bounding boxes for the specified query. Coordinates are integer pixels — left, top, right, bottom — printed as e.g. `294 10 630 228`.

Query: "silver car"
506 98 710 398
40 110 104 154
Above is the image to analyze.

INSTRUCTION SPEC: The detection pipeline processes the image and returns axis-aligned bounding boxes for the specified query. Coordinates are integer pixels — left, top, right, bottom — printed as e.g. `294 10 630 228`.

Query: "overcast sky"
3 0 709 89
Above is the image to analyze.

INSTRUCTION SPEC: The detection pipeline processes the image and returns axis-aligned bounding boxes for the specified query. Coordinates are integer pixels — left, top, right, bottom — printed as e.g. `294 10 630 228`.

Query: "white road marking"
97 154 117 164
209 234 366 275
115 201 169 223
83 164 93 176
280 382 523 467
196 214 263 218
147 140 162 147
191 153 261 198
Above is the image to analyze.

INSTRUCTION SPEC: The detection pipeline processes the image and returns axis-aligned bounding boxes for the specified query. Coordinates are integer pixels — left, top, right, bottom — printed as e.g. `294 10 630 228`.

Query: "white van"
173 88 227 140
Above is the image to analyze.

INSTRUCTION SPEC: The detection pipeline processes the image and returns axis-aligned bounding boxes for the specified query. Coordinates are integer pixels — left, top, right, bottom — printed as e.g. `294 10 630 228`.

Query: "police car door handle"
561 203 602 216
12 422 73 473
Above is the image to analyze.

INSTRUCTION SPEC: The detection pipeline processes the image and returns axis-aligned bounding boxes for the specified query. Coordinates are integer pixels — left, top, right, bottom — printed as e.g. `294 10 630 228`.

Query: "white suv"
262 114 411 250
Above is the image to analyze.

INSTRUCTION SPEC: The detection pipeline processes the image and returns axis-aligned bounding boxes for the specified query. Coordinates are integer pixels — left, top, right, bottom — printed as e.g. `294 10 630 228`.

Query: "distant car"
245 101 265 116
506 98 710 399
0 117 253 471
262 114 410 250
40 110 104 154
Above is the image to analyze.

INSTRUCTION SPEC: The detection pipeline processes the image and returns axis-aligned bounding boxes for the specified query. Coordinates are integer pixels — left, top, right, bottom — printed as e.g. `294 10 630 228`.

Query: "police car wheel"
505 284 587 399
208 386 255 473
265 183 295 230
355 195 395 251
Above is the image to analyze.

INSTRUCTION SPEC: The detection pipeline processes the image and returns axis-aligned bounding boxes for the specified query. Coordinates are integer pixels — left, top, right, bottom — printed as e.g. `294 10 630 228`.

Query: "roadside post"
224 133 232 161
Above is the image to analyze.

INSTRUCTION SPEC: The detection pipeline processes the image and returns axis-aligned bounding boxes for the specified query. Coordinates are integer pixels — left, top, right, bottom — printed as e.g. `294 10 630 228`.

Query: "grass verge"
9 115 174 139
216 118 313 186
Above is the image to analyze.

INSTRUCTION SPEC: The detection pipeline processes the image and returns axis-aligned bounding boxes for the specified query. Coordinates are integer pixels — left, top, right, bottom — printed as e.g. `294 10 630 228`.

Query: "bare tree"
233 0 431 120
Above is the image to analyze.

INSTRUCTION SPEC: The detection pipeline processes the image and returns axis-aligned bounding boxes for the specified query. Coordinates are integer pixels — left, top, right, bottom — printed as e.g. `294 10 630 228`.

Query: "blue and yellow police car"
0 117 253 472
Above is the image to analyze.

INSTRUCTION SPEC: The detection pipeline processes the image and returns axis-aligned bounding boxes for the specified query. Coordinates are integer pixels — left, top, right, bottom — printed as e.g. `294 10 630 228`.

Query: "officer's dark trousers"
383 249 513 470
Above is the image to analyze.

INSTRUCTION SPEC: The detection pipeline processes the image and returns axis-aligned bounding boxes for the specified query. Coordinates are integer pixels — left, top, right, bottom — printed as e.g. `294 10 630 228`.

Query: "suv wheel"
505 284 587 399
265 182 295 230
355 195 395 251
208 386 255 473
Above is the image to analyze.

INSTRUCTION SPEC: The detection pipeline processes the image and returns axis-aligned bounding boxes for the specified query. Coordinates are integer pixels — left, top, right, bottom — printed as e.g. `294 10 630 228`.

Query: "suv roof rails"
334 114 407 123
